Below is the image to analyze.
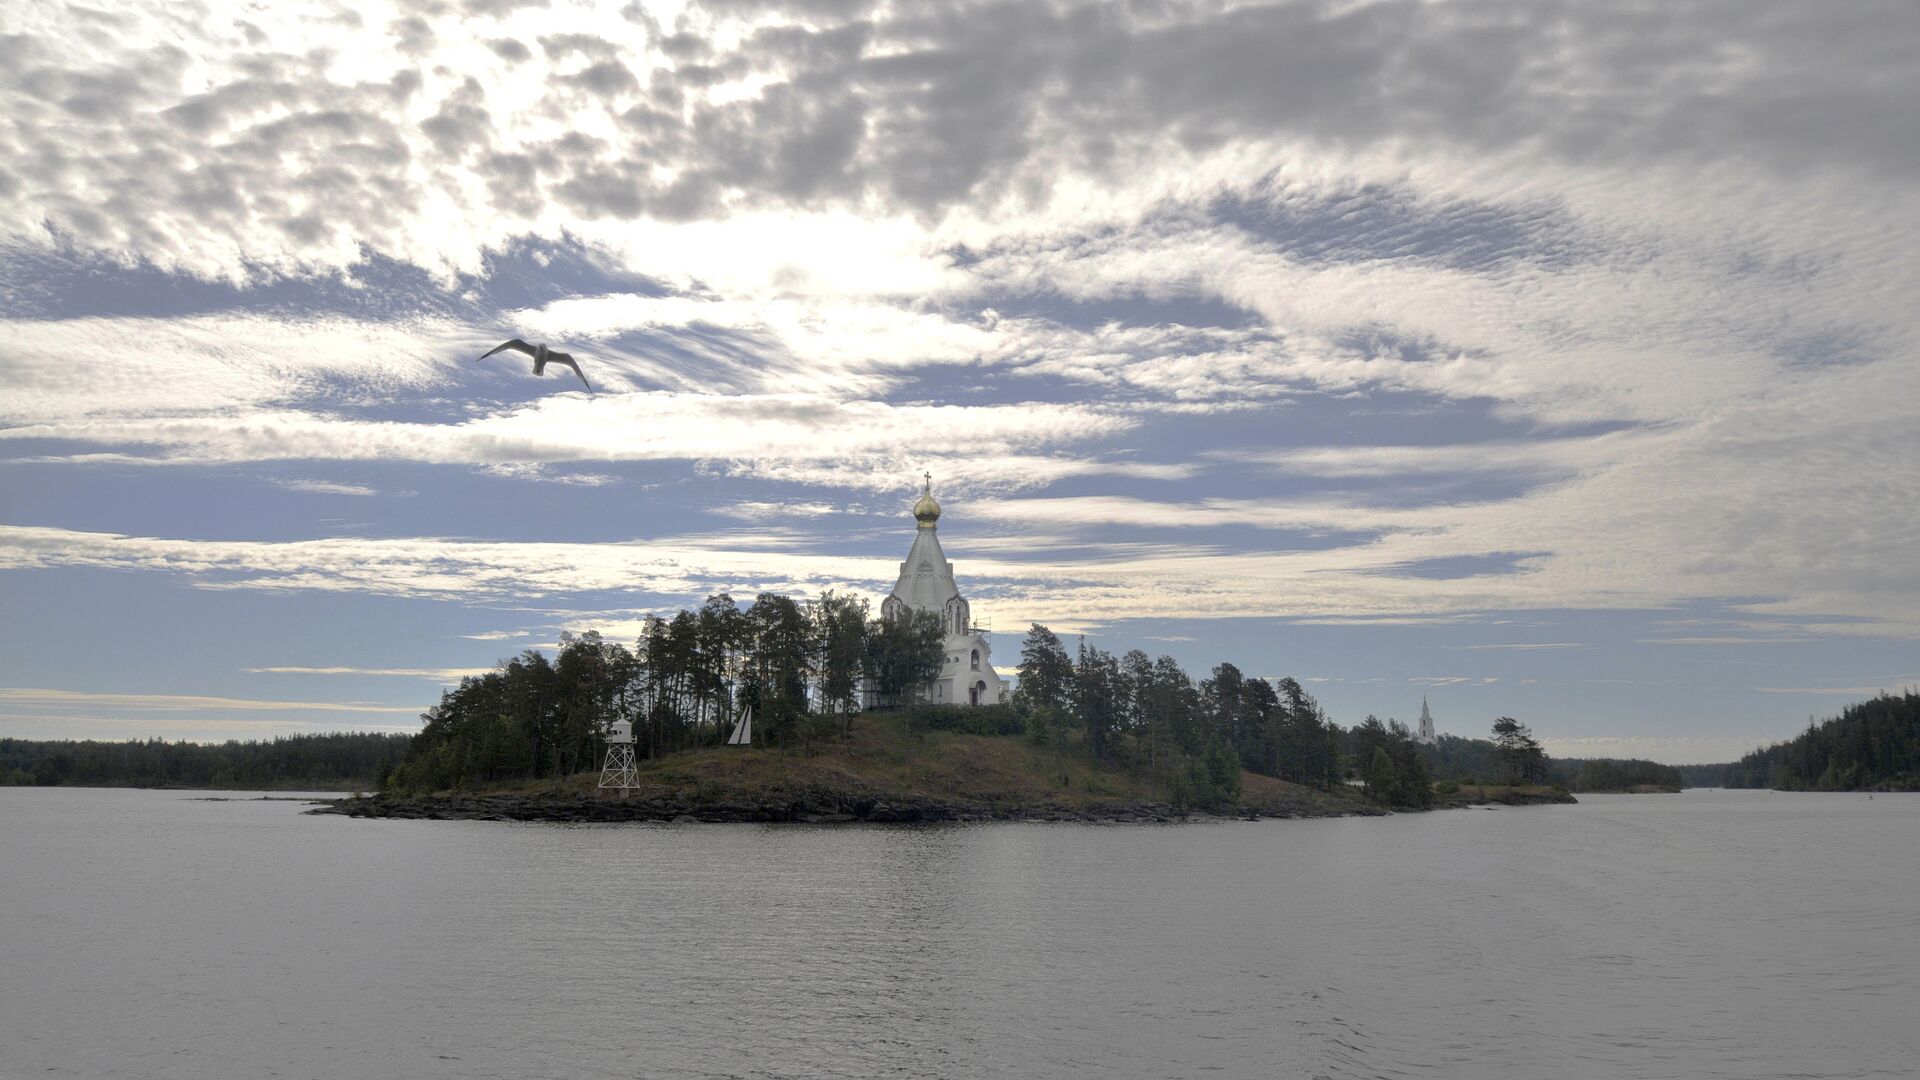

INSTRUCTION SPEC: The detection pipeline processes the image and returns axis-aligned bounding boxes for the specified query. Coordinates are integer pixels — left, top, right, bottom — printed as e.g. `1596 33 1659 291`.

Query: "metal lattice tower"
598 719 639 790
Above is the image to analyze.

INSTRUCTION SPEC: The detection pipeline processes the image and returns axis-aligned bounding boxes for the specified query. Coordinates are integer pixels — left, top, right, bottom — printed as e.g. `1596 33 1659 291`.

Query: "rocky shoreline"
308 784 1570 824
313 790 1270 824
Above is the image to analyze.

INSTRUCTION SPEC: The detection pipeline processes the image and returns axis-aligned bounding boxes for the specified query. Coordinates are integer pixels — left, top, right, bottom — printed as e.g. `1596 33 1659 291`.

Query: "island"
311 703 1573 824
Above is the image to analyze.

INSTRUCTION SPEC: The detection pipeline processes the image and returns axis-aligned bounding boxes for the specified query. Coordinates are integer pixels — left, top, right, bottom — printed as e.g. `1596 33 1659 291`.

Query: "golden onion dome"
912 472 941 527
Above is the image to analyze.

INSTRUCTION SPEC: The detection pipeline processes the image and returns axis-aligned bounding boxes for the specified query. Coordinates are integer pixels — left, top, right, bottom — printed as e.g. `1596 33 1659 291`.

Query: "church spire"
884 473 967 633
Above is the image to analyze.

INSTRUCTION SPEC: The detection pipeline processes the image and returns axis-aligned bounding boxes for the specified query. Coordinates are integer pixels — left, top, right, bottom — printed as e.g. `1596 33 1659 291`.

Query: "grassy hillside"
628 713 1374 817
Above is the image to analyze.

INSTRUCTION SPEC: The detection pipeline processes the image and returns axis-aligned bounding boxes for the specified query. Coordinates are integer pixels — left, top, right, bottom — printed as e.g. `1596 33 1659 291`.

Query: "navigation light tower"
598 719 639 790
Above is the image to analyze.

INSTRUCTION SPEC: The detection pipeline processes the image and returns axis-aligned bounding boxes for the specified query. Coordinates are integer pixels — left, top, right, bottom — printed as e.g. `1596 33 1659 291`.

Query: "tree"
696 593 749 738
1270 676 1334 787
552 631 631 775
748 593 814 747
1014 624 1074 714
1346 715 1433 807
812 590 870 733
865 608 945 709
1366 746 1400 802
1200 662 1248 762
1239 675 1279 776
1120 649 1159 771
1491 716 1547 783
1070 642 1124 761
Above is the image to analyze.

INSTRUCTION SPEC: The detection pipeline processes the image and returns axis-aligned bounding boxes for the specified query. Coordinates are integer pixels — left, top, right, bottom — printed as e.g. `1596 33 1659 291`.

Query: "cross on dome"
912 471 941 527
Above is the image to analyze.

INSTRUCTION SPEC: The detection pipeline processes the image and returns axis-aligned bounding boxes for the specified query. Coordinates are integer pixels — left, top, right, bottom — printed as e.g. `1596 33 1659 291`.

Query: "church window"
970 649 979 670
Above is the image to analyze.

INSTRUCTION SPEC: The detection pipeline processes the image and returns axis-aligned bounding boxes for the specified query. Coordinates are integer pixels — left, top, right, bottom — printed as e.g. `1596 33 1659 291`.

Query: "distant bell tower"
1418 696 1437 744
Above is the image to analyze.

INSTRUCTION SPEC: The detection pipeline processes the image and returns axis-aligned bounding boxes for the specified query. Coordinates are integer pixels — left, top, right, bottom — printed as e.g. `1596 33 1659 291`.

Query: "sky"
1 0 1916 763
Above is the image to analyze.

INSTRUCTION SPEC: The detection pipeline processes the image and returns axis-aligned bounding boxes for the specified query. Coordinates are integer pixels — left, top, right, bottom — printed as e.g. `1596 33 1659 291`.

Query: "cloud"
0 713 420 740
0 313 475 426
1639 636 1813 647
2 382 1136 478
0 687 420 714
272 479 381 496
1751 681 1920 696
0 523 897 603
970 493 1457 533
715 500 850 521
1538 734 1792 766
1226 434 1650 480
0 516 1838 639
1 0 1910 281
243 666 496 680
1446 642 1585 651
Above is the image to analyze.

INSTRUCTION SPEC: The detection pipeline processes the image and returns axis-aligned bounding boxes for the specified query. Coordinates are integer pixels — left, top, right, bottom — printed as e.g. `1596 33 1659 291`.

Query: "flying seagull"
477 339 593 393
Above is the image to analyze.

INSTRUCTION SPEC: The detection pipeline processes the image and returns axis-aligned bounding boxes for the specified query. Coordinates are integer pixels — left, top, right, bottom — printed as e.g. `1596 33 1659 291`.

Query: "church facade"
878 476 1009 707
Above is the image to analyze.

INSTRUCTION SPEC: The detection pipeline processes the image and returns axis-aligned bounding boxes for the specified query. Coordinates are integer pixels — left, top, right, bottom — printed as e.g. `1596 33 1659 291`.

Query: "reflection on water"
3 788 1917 1079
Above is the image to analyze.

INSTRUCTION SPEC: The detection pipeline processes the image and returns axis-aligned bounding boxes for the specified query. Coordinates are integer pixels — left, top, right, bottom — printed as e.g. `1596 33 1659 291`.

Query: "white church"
877 475 1009 707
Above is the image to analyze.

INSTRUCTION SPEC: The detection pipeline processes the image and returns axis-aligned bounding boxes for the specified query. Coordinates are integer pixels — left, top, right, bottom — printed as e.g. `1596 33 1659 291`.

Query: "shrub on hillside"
902 703 1028 736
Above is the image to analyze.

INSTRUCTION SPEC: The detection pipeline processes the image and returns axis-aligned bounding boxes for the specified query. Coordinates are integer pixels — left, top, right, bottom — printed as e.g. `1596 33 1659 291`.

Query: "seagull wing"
544 351 593 393
479 338 537 361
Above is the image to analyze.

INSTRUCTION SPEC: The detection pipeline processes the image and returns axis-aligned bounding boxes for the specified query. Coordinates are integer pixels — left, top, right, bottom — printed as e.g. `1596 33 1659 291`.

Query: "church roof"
889 476 962 614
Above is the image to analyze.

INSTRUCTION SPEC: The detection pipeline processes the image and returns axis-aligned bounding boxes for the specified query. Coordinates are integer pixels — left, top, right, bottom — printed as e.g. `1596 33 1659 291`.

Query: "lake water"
2 788 1915 1079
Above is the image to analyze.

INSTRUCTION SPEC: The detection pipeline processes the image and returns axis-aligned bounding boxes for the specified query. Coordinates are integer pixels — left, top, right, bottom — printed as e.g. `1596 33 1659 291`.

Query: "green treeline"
1413 721 1552 788
1717 692 1920 790
391 591 945 792
1673 763 1733 788
1549 758 1684 792
0 732 411 789
1013 623 1365 808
